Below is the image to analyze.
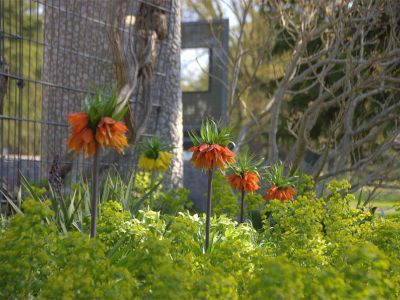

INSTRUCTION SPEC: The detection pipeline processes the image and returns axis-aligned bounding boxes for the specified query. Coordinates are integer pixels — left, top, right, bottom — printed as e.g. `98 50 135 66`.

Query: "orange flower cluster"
67 112 96 156
189 143 235 170
227 172 260 193
264 185 296 201
67 114 128 156
95 117 128 153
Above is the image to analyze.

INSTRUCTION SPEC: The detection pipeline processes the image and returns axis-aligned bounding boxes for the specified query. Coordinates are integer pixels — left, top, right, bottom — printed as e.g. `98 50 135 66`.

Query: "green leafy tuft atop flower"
265 162 297 189
189 119 234 147
85 86 128 128
139 136 173 159
227 151 264 177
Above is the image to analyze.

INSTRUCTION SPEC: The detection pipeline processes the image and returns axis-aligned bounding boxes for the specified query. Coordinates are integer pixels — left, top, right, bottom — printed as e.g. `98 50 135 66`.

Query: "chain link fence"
0 0 172 197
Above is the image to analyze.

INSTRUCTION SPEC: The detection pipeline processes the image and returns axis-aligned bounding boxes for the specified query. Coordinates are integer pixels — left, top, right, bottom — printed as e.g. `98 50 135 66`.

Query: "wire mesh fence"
0 0 172 195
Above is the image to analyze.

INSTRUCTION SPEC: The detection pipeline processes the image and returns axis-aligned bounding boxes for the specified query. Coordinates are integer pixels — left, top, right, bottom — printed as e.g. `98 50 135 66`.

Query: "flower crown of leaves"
265 161 298 188
139 136 173 159
227 151 264 177
188 119 234 147
85 86 128 128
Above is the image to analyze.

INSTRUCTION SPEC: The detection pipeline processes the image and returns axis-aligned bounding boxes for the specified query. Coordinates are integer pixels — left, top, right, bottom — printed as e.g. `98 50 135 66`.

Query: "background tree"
184 0 400 194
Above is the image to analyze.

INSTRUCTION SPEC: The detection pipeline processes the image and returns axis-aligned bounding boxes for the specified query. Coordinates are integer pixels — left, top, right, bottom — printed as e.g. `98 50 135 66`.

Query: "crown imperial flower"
264 162 297 202
138 136 174 172
264 184 296 201
227 172 260 193
226 152 263 193
188 120 235 171
66 88 129 156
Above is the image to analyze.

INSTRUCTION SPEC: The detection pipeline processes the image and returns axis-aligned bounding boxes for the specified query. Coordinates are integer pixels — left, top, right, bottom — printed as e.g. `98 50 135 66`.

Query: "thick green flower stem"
149 170 157 208
205 169 213 252
240 189 245 224
90 145 100 238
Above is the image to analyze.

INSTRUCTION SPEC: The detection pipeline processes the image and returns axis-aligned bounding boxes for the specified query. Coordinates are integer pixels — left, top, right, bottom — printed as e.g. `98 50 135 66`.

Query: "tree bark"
154 0 183 187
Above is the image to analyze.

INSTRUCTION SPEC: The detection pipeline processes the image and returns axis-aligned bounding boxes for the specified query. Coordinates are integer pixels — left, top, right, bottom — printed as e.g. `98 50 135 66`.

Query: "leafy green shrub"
247 256 305 300
211 171 265 222
331 242 397 299
262 180 374 266
263 196 328 266
97 201 131 249
1 179 400 299
0 200 56 299
150 186 193 214
41 232 136 300
211 171 239 218
368 217 400 260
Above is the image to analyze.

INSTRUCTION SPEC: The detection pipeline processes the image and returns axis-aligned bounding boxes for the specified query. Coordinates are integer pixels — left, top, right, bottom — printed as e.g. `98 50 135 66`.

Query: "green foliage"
245 192 265 212
0 214 9 232
296 173 316 198
139 136 173 159
150 187 193 215
263 179 373 266
247 256 305 299
211 172 264 221
1 179 400 299
211 171 239 218
41 233 136 300
97 201 131 249
0 199 136 299
189 118 234 146
2 172 193 233
368 217 400 260
0 200 56 299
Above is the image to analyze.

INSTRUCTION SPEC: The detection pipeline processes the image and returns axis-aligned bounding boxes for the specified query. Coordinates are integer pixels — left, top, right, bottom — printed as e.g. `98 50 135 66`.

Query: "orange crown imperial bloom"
227 172 260 193
264 185 296 202
95 117 128 153
67 112 96 156
189 143 235 170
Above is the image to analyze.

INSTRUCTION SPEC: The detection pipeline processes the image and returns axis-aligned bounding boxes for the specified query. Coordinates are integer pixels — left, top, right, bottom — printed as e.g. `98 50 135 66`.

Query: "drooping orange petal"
68 112 90 137
99 117 116 125
68 133 84 153
81 128 94 143
68 112 88 126
199 144 209 152
113 121 128 133
190 144 235 170
226 172 260 192
67 124 96 156
67 112 97 156
264 185 296 202
86 140 96 156
95 118 128 153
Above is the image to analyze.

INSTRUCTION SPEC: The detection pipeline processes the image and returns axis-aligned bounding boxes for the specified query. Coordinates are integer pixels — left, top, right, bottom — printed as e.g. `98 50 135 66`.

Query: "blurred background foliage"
1 0 42 155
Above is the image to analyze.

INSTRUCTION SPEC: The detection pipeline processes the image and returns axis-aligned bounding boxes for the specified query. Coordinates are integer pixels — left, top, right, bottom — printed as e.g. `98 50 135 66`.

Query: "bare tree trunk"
155 0 183 187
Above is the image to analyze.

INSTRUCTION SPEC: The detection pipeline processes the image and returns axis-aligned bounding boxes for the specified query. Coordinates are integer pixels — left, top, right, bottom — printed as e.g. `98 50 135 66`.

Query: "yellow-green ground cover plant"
1 175 400 299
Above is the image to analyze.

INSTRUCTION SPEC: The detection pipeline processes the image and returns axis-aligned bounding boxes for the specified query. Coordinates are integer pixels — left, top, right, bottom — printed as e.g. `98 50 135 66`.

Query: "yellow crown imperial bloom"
138 151 173 172
138 155 156 171
158 151 173 170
